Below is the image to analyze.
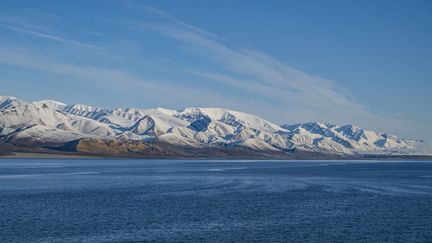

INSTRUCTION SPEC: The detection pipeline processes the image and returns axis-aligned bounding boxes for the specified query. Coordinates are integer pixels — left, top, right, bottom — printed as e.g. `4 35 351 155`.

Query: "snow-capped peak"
32 100 67 110
0 95 28 111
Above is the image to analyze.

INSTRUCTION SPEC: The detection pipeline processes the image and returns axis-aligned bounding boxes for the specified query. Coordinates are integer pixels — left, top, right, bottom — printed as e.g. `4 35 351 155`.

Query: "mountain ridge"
0 95 429 158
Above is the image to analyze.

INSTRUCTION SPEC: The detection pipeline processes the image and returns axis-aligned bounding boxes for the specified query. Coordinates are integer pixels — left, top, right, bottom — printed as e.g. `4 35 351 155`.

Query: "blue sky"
0 0 431 140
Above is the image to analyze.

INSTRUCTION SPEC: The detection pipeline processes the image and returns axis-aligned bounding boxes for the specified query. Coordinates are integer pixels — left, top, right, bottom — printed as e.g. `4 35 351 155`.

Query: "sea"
0 159 431 242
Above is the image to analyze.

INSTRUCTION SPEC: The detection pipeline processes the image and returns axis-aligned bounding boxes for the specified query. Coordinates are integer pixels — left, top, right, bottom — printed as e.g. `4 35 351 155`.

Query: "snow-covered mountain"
0 95 426 156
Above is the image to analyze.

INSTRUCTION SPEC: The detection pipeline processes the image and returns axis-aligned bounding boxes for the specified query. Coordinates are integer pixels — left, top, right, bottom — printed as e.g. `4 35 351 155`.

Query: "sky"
0 0 431 140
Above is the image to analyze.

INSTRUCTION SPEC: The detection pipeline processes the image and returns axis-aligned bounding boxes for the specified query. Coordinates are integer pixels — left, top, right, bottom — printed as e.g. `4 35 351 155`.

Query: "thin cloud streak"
117 1 224 40
0 48 264 111
128 21 366 112
0 23 105 51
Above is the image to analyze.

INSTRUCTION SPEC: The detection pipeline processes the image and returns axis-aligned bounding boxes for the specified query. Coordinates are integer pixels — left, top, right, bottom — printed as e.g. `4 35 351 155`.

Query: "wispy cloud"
0 23 104 51
0 13 53 33
92 2 358 112
111 1 224 41
0 47 262 110
121 19 365 113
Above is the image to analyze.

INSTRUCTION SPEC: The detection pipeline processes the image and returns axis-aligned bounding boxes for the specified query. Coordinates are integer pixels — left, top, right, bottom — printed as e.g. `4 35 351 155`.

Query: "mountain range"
0 95 429 159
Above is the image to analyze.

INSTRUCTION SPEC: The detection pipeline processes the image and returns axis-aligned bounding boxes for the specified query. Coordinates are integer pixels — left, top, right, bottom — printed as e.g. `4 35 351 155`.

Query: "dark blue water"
0 159 432 242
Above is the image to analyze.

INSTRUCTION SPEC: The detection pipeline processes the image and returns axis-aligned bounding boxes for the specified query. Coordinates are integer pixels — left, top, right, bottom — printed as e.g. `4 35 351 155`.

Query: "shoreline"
1 151 431 161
